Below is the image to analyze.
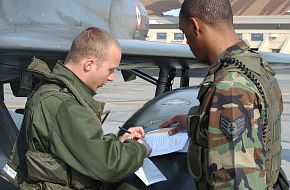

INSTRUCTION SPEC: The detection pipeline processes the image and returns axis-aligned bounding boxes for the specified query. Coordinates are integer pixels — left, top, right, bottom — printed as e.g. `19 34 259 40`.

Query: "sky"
163 8 180 16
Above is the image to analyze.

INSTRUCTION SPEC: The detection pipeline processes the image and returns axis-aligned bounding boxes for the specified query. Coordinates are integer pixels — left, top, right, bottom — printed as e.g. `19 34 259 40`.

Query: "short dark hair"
66 27 120 63
180 0 233 25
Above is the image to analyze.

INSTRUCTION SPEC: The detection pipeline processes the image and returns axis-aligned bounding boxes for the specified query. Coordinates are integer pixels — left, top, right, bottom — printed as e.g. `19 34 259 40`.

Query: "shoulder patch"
220 115 246 138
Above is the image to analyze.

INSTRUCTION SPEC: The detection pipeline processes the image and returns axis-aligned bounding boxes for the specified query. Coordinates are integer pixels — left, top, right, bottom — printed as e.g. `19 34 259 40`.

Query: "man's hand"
119 127 152 156
137 139 152 157
159 115 187 136
119 127 145 142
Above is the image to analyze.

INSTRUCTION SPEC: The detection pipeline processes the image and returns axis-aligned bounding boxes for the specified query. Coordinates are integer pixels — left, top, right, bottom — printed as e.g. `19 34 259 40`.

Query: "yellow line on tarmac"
6 104 25 109
283 93 290 96
105 100 148 105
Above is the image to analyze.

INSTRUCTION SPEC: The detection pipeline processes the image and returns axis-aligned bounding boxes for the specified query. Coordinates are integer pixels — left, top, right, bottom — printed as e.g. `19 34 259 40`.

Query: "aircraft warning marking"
135 6 141 28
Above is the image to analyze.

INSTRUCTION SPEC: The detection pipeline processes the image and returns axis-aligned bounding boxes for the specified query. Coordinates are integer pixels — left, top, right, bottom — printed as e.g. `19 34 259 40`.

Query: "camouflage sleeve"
207 71 266 189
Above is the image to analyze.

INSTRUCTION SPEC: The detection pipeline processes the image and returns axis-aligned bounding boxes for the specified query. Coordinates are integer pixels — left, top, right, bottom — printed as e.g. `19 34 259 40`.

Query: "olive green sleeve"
50 99 146 182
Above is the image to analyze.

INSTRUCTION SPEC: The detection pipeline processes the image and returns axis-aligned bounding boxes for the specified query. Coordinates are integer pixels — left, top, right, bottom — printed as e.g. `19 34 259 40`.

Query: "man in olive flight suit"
4 27 151 190
160 0 288 189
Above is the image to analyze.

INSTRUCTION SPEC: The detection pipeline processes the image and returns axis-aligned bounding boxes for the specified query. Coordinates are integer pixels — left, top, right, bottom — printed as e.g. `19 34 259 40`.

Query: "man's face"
179 15 207 61
90 44 121 91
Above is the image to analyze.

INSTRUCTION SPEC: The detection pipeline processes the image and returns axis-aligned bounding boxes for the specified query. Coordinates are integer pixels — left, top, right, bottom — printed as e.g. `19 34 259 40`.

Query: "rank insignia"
220 115 246 138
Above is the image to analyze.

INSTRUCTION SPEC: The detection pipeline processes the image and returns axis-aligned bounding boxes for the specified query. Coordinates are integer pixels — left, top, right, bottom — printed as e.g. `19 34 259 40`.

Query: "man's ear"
83 58 95 72
189 17 201 36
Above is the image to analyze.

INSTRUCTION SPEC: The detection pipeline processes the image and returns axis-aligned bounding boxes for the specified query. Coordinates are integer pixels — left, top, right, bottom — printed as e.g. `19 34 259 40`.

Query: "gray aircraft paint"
0 0 289 189
0 0 148 40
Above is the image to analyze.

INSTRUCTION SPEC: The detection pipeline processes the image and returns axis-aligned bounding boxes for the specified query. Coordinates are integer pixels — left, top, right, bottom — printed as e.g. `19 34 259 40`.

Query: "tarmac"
4 67 290 185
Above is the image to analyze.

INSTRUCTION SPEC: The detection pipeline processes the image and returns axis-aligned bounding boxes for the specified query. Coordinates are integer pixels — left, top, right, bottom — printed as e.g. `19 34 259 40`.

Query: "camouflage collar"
219 40 250 58
208 40 250 75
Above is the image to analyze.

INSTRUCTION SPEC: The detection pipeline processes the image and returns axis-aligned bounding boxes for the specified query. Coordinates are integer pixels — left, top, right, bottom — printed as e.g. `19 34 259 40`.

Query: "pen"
118 126 146 141
101 110 110 124
118 126 131 134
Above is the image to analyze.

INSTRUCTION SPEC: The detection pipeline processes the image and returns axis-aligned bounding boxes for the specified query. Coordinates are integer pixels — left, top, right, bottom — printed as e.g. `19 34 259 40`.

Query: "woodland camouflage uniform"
188 40 283 190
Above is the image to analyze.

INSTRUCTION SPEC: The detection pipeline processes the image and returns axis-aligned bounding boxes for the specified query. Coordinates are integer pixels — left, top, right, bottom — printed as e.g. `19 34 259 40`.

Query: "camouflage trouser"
195 168 290 190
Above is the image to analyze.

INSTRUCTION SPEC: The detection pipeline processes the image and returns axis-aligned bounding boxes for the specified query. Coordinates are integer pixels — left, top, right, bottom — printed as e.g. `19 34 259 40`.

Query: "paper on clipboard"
145 128 188 157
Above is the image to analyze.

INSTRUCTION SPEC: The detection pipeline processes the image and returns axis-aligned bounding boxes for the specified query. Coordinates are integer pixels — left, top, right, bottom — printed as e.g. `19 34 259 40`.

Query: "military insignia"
220 115 246 138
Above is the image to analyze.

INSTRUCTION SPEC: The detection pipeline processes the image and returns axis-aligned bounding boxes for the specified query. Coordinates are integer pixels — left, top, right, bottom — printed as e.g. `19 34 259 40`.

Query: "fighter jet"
1 0 290 189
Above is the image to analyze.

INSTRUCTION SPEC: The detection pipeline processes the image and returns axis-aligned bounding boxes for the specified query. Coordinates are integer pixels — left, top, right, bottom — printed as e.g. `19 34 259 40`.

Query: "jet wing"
1 28 290 85
0 27 202 81
0 28 72 82
259 51 290 66
119 39 205 69
2 28 289 99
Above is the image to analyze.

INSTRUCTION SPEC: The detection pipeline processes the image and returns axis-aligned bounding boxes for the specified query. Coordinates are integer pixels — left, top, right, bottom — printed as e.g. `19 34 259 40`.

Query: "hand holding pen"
119 126 152 157
119 126 145 142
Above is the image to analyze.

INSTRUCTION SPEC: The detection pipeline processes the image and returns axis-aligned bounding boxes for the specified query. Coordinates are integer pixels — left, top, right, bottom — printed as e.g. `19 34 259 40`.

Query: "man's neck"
206 30 239 65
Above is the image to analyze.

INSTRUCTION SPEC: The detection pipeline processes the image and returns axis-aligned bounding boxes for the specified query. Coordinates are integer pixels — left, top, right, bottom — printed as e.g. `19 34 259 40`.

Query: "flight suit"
6 58 147 190
187 40 283 189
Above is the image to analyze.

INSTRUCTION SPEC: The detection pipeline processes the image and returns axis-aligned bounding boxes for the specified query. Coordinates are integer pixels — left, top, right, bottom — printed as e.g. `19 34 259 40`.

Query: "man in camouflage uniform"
3 27 151 190
160 0 287 189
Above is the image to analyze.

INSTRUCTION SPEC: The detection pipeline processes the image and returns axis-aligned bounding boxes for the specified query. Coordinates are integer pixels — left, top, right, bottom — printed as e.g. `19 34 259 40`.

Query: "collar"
28 58 104 115
52 63 96 97
208 40 250 75
52 63 104 115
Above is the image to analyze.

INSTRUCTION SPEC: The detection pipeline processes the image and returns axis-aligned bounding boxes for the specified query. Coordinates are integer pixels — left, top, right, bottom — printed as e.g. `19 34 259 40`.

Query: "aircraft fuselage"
0 0 149 40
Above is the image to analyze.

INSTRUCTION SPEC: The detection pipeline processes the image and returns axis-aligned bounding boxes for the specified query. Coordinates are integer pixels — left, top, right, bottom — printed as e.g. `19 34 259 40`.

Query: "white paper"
177 138 189 153
135 158 167 186
145 128 188 157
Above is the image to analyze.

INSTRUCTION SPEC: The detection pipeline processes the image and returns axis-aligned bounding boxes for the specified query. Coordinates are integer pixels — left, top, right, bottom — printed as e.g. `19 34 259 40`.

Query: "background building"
146 16 290 53
140 0 290 16
141 0 290 53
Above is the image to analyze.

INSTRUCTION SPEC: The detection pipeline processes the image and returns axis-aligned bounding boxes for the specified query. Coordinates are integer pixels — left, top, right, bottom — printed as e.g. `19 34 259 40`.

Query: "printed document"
145 128 188 157
135 158 167 186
